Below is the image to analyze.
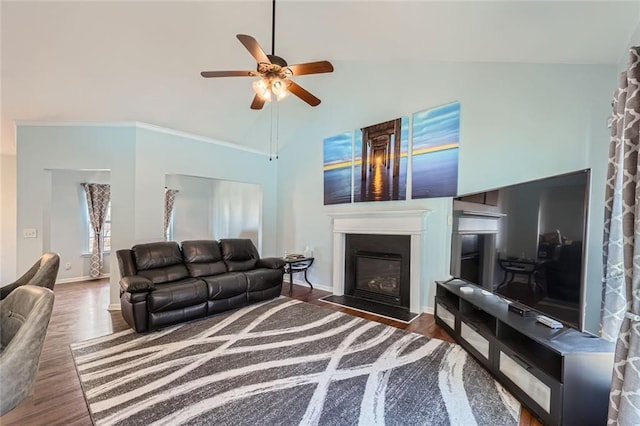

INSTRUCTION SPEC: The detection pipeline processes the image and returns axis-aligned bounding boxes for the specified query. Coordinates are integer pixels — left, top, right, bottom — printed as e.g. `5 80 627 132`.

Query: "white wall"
0 154 17 284
133 126 277 255
618 19 640 72
211 179 262 249
50 169 111 281
16 123 277 308
164 175 263 250
165 174 215 242
17 125 136 306
275 60 615 334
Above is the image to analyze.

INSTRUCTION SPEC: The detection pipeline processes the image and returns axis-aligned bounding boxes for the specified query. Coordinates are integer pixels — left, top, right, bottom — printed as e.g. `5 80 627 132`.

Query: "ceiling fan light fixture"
271 78 288 99
252 79 272 102
252 77 290 102
275 89 289 101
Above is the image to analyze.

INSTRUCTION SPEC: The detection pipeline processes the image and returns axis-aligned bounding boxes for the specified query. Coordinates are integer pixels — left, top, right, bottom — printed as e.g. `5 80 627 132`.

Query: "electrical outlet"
23 228 37 238
65 262 72 270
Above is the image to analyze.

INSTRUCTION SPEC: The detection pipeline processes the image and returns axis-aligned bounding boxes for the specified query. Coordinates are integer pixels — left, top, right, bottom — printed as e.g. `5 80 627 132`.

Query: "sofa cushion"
207 295 246 315
181 240 227 277
125 291 148 304
202 272 247 300
147 278 208 313
257 257 286 269
244 268 284 292
220 239 259 272
132 242 190 284
120 276 155 293
149 303 207 330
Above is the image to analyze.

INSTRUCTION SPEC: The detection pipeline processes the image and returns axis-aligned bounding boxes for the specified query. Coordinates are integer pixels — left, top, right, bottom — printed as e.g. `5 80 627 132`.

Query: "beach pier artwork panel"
411 102 460 199
323 132 354 205
354 117 409 202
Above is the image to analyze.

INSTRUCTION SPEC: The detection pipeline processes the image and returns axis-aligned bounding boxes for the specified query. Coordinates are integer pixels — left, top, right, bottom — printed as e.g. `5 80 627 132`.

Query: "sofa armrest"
120 276 155 293
257 257 286 269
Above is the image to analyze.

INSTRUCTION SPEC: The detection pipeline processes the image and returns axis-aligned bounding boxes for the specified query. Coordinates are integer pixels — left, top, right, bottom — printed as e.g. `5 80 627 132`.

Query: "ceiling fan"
200 0 334 110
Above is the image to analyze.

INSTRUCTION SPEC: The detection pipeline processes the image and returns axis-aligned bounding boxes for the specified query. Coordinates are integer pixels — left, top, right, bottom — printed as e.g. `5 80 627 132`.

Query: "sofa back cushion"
116 249 137 277
220 239 259 272
181 240 227 277
132 242 189 284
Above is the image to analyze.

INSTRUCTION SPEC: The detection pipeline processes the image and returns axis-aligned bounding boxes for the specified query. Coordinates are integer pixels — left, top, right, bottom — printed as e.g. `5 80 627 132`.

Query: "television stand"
507 301 537 317
435 280 614 426
547 327 573 341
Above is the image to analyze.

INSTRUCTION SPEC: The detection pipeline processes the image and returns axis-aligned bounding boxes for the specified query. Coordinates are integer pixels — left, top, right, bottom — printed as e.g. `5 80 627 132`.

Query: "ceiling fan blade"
237 34 271 64
287 81 321 107
250 95 266 110
288 61 334 76
200 70 254 78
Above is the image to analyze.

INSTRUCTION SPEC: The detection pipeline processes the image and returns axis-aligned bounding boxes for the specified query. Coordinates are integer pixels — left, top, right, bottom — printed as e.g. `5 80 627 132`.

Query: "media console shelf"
435 280 615 426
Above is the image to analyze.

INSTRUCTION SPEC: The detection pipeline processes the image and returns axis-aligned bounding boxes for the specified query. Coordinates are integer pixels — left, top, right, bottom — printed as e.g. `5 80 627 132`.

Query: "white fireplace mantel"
328 210 430 314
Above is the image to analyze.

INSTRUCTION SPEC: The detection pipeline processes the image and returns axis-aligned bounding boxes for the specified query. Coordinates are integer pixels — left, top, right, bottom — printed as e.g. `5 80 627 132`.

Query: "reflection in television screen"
450 169 590 331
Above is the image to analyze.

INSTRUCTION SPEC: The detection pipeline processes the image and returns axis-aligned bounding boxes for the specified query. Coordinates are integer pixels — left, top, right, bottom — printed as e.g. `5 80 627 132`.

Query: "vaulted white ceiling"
2 1 639 155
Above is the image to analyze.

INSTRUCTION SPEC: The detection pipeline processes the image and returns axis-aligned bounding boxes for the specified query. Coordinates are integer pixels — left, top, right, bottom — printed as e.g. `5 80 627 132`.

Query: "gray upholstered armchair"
0 252 60 300
0 285 55 415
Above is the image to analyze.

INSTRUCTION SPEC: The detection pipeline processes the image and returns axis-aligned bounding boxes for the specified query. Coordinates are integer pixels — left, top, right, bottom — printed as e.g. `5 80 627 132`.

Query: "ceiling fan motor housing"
267 55 287 67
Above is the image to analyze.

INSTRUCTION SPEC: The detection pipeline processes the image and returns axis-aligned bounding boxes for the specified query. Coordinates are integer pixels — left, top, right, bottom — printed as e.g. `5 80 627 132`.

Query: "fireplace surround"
329 210 429 314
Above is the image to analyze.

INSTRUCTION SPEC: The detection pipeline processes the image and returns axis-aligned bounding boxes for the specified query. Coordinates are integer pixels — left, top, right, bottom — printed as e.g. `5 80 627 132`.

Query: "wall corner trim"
14 120 270 157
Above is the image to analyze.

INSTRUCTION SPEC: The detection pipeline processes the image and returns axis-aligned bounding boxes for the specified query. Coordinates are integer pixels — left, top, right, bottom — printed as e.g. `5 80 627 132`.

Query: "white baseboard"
285 277 333 293
55 274 111 285
108 303 121 311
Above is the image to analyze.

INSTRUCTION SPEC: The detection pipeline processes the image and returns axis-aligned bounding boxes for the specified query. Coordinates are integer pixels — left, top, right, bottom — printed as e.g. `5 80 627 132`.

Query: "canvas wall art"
411 102 460 199
354 117 409 202
323 132 353 205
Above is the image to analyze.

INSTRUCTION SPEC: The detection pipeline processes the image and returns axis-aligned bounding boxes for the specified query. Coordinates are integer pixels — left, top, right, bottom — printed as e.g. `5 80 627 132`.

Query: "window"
88 202 111 252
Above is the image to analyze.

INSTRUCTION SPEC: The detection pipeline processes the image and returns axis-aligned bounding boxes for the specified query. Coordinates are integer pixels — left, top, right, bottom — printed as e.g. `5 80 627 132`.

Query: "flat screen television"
450 169 590 331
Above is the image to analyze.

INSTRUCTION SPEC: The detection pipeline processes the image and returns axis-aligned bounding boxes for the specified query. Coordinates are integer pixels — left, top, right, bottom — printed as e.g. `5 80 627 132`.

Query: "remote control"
536 315 563 329
459 286 474 294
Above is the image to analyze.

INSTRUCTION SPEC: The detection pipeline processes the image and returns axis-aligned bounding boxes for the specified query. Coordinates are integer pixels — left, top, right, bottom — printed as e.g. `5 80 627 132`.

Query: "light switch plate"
23 228 37 238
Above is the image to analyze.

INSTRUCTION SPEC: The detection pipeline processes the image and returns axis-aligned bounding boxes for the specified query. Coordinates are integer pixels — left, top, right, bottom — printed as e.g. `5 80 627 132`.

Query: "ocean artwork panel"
324 132 354 205
411 101 460 199
354 117 409 202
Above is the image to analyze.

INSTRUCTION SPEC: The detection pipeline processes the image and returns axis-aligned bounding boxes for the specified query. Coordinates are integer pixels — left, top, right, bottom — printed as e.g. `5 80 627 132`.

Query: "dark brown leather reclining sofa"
116 239 285 332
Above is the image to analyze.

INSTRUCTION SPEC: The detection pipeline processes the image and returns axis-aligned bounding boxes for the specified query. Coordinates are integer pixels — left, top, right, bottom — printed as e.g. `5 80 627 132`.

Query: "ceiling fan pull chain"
275 102 280 160
269 103 274 161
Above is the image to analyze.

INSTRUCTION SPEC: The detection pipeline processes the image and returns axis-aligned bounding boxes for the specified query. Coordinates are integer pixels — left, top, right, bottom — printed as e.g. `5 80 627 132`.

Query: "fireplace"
329 210 428 316
354 254 401 303
345 234 411 309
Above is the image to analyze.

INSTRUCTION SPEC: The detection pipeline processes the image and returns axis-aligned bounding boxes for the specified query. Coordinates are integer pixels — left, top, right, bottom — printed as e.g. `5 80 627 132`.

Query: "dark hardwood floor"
1 279 541 426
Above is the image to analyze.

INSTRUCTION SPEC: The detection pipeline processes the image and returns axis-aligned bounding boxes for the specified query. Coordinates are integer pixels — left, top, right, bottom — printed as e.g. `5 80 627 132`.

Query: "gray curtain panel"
82 183 111 278
164 188 178 241
602 46 640 425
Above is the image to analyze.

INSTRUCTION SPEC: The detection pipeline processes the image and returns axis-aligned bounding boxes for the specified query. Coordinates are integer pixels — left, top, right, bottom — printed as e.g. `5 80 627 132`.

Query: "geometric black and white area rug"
70 297 521 426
